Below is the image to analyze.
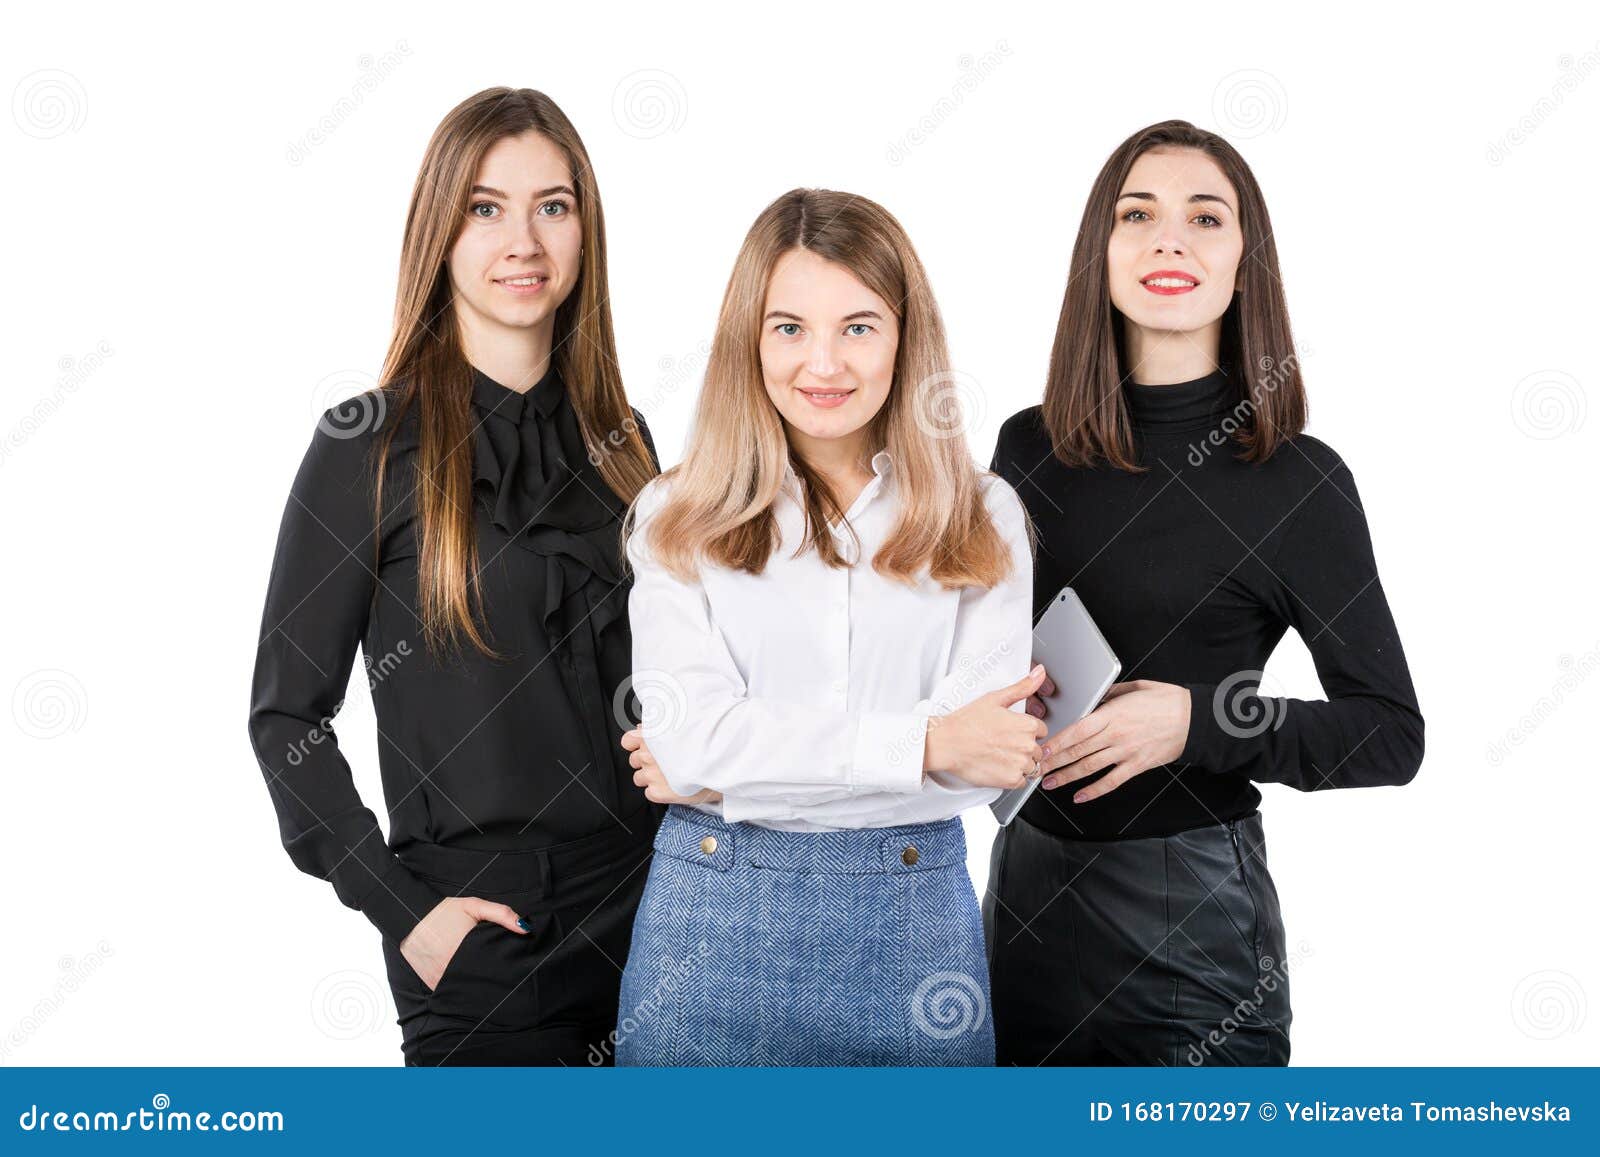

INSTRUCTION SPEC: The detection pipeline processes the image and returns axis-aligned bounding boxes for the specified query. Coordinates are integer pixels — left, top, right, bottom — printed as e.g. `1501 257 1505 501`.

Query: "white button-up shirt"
626 449 1034 831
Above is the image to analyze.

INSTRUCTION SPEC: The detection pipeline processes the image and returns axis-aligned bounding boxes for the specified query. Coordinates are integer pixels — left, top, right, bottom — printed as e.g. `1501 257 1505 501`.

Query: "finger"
993 664 1047 708
1043 712 1110 761
463 900 528 934
620 728 642 750
1042 747 1120 790
1024 695 1047 719
1070 763 1140 804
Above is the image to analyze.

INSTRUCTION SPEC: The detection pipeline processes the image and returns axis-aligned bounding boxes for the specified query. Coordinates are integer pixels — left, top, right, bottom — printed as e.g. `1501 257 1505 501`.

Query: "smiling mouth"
1141 274 1199 295
798 387 855 407
495 274 549 292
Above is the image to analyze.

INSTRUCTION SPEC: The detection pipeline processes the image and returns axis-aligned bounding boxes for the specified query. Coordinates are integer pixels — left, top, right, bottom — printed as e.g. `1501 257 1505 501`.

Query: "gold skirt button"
901 844 919 867
700 835 718 856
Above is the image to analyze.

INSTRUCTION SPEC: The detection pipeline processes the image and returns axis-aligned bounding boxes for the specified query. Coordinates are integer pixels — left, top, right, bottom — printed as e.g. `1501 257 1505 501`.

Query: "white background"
3 0 1597 1066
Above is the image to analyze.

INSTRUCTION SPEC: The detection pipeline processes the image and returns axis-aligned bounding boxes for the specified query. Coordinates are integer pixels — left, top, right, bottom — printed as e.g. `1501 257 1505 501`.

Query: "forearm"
1179 684 1424 790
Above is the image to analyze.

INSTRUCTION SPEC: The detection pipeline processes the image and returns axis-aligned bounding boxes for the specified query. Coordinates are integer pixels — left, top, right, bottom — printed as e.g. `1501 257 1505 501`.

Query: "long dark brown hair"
1042 119 1307 471
370 88 655 659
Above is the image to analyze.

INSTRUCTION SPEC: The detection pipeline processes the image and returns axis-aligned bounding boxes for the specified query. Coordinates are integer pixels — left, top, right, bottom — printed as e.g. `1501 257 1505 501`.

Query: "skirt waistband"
655 804 967 875
396 816 657 898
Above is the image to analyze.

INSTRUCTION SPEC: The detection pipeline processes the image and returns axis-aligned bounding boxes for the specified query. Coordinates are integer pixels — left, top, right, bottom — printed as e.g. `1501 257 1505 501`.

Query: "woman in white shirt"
610 188 1047 1066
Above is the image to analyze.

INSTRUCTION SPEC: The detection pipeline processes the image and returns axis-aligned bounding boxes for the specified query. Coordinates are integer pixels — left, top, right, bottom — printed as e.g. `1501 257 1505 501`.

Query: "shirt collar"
783 447 896 488
1121 365 1233 431
470 362 564 423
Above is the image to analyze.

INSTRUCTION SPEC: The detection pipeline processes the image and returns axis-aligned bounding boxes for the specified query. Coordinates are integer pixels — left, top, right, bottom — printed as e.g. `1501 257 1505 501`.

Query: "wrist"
922 715 943 776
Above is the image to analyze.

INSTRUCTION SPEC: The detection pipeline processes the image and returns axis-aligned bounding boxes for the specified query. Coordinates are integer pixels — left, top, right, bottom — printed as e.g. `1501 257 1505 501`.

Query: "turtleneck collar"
470 361 564 423
1122 365 1236 431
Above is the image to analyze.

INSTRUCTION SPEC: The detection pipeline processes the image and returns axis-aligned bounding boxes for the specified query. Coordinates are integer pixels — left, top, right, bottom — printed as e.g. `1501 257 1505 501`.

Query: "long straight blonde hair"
371 88 656 659
629 188 1015 589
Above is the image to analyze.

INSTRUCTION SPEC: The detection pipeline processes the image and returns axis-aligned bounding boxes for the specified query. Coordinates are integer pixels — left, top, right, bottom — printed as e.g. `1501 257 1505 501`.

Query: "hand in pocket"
399 896 528 992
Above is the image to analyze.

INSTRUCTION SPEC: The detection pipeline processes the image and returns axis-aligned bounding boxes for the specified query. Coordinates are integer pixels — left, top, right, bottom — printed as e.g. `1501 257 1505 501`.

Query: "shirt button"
901 845 919 867
700 836 718 855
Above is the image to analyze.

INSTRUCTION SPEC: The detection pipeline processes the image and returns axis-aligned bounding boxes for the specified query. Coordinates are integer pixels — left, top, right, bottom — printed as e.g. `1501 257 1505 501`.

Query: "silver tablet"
989 587 1121 826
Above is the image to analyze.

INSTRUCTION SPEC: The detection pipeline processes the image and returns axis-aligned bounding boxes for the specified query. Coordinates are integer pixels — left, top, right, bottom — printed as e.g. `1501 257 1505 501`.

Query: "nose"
507 210 546 259
1152 228 1186 258
805 334 843 379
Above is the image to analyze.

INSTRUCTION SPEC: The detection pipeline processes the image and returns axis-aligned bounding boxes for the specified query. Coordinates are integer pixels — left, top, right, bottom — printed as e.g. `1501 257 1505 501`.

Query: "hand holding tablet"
990 588 1121 826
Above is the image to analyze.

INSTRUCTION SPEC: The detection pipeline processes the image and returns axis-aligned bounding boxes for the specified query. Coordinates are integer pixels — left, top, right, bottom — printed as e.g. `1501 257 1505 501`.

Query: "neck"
456 306 556 393
787 424 872 496
1123 321 1222 385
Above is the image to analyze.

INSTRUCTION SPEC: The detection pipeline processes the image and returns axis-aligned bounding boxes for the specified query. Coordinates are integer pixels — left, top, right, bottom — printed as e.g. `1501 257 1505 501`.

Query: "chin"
783 412 843 440
495 305 555 329
1130 306 1209 334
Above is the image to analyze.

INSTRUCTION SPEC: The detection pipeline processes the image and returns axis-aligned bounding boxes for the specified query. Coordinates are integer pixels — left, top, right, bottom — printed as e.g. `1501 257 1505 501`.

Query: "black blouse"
992 367 1424 841
247 363 660 943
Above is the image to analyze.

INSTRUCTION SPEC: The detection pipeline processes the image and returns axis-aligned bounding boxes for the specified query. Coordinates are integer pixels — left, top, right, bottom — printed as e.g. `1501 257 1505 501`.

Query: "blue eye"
776 323 801 337
845 323 872 337
539 200 570 217
470 201 501 219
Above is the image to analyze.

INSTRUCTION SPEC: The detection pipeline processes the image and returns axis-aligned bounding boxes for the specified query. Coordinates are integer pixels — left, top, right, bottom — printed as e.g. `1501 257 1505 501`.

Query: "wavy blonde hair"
627 187 1016 589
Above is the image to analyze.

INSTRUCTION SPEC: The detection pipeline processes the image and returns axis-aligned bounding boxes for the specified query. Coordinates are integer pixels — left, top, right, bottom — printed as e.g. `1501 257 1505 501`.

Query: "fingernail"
1073 793 1088 804
516 917 530 931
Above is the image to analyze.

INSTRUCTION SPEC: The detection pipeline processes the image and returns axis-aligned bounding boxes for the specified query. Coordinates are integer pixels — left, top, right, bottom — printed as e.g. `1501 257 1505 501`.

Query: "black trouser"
379 818 657 1066
982 811 1291 1066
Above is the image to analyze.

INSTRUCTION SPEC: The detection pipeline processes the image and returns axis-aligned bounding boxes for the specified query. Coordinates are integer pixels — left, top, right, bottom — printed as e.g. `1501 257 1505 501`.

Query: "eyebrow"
469 184 576 199
1116 190 1235 212
763 309 885 323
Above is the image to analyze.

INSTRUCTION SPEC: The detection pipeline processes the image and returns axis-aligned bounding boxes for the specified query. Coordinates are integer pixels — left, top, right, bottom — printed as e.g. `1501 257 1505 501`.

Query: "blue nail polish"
517 917 530 931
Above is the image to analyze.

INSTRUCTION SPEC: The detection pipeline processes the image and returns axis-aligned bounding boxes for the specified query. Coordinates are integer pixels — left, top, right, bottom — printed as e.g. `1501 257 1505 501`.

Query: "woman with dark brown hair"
247 88 661 1065
983 120 1424 1065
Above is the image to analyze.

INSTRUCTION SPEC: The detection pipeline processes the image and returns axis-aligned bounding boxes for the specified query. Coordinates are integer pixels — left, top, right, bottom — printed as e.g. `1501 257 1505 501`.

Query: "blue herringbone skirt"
613 805 994 1066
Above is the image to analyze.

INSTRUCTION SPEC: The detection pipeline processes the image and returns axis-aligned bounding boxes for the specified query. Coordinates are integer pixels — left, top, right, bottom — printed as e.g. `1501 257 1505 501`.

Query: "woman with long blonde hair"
247 88 661 1065
613 188 1045 1066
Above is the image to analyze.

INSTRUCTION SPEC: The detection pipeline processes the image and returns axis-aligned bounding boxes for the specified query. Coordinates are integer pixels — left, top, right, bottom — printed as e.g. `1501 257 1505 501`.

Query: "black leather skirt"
983 810 1291 1066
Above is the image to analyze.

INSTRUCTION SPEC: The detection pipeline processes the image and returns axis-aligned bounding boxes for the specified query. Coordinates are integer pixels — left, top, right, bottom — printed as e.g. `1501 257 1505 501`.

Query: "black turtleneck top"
992 367 1424 841
247 364 661 943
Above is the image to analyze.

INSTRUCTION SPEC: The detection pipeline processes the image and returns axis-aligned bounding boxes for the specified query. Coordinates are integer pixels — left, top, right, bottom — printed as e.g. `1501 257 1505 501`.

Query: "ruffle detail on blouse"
467 369 633 655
